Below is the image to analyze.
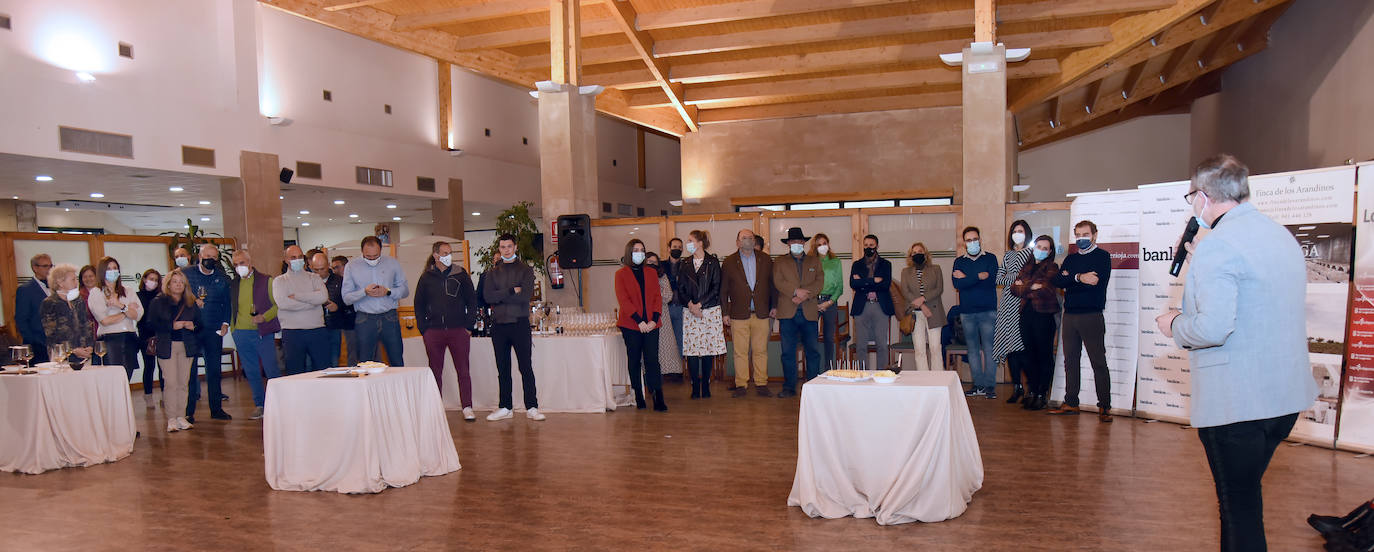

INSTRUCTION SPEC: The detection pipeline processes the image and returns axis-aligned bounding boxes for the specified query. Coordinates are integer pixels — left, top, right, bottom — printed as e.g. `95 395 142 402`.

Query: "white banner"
1338 163 1374 452
1134 181 1196 424
1051 190 1140 414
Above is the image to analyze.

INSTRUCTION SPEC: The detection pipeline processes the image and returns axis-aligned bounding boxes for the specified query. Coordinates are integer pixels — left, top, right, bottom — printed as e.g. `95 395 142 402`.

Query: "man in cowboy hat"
773 226 824 398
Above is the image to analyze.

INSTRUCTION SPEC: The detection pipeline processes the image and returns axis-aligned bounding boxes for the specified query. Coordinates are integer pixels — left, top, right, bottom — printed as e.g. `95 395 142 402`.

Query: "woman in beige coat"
900 242 946 370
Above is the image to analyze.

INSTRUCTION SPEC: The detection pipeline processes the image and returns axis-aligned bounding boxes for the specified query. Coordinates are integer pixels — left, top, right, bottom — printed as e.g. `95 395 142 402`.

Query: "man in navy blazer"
1157 154 1318 552
14 253 54 363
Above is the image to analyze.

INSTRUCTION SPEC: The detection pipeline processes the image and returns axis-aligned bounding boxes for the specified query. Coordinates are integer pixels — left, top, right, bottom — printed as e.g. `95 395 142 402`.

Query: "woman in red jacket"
615 238 669 412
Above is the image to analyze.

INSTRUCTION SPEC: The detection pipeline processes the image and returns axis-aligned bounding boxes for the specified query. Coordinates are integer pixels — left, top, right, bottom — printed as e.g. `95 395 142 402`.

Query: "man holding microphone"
1155 154 1317 552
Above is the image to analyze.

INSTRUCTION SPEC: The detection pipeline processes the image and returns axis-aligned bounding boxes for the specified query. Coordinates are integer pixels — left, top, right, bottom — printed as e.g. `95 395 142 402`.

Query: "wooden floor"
1 376 1367 551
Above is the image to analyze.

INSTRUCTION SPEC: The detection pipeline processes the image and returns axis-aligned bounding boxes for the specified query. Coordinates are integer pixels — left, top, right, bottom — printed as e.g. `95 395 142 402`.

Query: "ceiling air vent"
181 145 215 168
0 14 11 30
296 161 322 179
355 166 393 187
417 177 436 192
59 126 134 158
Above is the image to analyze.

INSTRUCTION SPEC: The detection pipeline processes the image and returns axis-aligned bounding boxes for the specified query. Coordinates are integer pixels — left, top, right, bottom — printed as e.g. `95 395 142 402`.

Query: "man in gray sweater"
482 234 544 422
274 245 330 376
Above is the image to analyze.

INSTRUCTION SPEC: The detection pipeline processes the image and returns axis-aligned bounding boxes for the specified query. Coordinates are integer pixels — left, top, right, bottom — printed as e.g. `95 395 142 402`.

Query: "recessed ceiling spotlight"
471 212 480 216
385 204 397 209
299 210 310 215
90 192 104 198
35 175 53 182
392 216 401 221
334 200 346 205
198 200 211 205
301 222 311 227
279 195 284 200
169 186 184 192
348 213 359 218
200 217 210 222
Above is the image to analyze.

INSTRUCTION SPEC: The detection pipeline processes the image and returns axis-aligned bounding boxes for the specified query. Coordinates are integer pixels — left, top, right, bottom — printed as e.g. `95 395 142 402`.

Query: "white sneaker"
462 407 476 422
526 408 546 421
166 419 180 433
176 417 193 430
486 408 512 421
249 407 265 420
143 394 155 409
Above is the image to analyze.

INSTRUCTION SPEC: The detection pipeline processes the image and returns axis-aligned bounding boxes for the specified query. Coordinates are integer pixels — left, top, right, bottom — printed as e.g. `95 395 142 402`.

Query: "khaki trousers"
730 316 771 387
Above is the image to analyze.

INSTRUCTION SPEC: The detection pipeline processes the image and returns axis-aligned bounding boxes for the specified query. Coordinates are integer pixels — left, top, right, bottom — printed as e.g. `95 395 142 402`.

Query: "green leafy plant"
475 201 546 277
160 218 233 273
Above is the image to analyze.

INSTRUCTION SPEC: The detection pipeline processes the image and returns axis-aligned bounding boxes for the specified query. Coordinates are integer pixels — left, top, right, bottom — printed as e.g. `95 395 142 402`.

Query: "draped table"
401 333 634 413
787 370 983 525
263 366 461 494
0 365 137 474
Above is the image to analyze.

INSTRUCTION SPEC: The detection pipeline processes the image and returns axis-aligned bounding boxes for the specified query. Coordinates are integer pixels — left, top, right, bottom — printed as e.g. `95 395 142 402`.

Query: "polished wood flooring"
1 377 1368 551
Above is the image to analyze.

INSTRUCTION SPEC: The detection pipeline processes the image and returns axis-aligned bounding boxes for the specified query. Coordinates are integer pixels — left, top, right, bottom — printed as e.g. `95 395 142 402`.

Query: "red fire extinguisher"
548 253 565 289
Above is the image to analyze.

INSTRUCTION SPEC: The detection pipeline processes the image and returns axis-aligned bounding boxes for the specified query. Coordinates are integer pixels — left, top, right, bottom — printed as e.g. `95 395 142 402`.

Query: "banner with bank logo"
1339 163 1374 452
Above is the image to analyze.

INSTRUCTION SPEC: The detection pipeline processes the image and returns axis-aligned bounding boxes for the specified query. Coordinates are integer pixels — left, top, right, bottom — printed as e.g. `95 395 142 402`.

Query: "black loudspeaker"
557 214 592 269
279 168 294 184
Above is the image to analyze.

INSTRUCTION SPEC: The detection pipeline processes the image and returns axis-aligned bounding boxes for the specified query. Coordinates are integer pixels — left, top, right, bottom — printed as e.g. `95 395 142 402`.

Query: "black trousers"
1006 350 1029 388
139 333 162 393
1019 309 1058 396
1197 412 1298 552
99 332 141 382
491 321 537 410
1061 312 1111 409
621 327 663 398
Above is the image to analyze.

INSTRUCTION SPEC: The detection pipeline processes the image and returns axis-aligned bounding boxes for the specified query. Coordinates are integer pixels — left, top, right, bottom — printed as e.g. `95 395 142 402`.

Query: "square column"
960 44 1013 257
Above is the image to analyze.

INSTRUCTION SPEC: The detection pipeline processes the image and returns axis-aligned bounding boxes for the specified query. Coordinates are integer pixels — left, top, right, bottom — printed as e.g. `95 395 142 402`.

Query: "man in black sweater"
1049 220 1114 422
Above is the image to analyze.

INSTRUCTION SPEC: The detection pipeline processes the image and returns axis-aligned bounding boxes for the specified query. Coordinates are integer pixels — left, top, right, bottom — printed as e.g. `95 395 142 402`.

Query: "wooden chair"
222 347 240 379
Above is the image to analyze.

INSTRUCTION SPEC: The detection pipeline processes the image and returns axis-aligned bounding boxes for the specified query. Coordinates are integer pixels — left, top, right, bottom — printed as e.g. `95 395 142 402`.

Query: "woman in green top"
811 233 844 370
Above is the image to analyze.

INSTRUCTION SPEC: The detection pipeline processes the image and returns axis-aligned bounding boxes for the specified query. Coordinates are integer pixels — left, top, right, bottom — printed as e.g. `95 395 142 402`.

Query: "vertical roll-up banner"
1135 181 1196 424
1051 190 1140 414
1339 163 1374 452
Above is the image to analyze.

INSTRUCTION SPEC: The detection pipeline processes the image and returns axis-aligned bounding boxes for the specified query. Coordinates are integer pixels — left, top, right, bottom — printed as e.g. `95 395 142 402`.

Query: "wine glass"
18 345 33 369
93 341 108 366
49 344 65 367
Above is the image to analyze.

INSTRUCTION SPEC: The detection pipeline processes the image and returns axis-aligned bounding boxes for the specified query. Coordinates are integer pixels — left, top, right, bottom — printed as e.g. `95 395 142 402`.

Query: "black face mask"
200 258 217 271
669 248 682 259
912 253 926 265
864 247 878 258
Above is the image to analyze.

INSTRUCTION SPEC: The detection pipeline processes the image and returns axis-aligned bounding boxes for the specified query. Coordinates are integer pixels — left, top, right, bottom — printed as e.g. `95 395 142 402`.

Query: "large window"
736 197 951 212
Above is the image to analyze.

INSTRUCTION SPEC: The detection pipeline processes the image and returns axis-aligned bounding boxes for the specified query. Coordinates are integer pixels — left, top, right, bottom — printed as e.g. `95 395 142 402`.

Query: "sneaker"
462 407 476 422
143 394 155 410
249 407 265 420
166 419 180 433
486 408 513 421
176 417 193 430
731 387 748 398
211 411 233 421
965 387 985 397
526 408 546 421
755 386 772 397
985 389 998 400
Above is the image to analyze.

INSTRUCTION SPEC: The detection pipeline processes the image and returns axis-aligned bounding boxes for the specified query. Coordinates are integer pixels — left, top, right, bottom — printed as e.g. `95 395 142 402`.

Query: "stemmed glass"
11 345 32 369
93 341 108 367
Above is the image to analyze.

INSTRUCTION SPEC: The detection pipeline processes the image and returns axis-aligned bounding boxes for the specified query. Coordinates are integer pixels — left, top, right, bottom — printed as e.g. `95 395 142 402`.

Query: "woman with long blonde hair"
900 242 946 370
146 269 202 433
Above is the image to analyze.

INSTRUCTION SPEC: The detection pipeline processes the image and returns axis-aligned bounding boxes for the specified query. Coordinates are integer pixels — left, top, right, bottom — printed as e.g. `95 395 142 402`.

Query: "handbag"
891 281 916 335
146 301 187 356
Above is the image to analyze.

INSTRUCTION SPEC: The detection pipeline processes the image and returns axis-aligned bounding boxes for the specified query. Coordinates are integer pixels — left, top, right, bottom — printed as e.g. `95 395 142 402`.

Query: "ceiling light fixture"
299 210 310 215
198 200 211 205
392 216 401 221
168 186 184 192
471 212 481 216
348 213 359 218
90 192 104 198
200 217 210 222
35 175 53 182
301 222 310 227
334 200 345 205
385 204 397 209
75 72 96 83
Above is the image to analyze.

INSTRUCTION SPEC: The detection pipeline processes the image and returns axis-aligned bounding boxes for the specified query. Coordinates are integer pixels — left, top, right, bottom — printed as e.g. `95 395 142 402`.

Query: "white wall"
1017 113 1192 201
36 209 136 234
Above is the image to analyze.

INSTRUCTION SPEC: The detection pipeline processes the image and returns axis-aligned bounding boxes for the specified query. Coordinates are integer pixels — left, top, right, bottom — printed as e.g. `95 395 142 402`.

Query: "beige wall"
680 107 963 213
1017 113 1193 201
1190 0 1374 173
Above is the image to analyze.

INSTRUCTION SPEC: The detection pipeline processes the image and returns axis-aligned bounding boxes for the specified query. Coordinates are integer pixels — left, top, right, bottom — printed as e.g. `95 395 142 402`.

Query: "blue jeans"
961 310 997 390
187 328 225 417
779 309 821 392
233 329 280 407
355 311 403 364
323 328 343 368
283 327 332 375
668 304 685 354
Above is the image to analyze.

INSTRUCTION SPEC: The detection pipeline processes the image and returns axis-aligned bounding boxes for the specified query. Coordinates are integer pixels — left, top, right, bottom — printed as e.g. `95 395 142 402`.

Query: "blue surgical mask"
1076 238 1093 251
685 243 697 254
789 243 805 255
501 254 517 263
1194 192 1212 230
631 251 645 265
289 259 305 272
174 257 190 268
104 269 119 283
966 240 981 256
1033 249 1049 262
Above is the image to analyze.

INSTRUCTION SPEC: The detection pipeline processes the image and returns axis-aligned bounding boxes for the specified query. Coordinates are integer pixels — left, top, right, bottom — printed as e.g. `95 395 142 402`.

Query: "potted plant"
474 201 546 277
160 218 234 273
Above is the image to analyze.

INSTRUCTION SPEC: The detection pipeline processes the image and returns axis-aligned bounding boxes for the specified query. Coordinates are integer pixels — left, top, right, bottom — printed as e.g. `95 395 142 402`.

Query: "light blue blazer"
1172 202 1318 428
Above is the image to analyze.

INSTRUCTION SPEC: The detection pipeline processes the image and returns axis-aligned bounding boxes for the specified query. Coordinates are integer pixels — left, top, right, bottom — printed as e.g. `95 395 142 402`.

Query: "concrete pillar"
0 200 37 232
538 85 599 307
960 44 1013 257
222 151 285 275
432 178 465 239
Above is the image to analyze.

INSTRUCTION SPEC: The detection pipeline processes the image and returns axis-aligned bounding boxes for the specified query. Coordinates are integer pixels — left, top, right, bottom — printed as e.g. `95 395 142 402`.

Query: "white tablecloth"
263 366 461 494
0 365 137 474
401 333 633 413
787 370 983 525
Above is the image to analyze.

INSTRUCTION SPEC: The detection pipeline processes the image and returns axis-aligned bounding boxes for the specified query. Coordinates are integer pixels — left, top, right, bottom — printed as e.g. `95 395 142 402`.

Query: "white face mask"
105 269 120 283
817 244 830 256
144 280 159 291
438 254 452 267
1011 232 1026 246
631 251 645 265
65 288 80 301
685 243 697 255
174 257 189 268
789 243 805 255
235 266 251 278
288 259 305 272
364 257 381 267
501 254 517 263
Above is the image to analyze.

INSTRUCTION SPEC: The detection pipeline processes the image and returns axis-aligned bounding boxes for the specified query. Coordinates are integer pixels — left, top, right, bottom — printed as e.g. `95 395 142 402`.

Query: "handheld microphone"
1169 217 1200 277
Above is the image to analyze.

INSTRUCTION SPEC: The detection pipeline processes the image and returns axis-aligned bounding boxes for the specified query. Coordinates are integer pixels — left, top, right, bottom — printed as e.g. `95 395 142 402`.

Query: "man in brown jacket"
721 229 776 397
773 227 824 398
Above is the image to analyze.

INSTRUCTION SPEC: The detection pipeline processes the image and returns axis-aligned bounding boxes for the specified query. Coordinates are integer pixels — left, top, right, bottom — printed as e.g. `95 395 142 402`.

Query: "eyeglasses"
33 264 52 269
1183 190 1201 205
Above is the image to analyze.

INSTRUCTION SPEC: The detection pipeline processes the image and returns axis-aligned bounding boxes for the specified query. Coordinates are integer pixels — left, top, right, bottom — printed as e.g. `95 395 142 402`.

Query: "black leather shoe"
185 415 196 424
1311 502 1373 537
1006 385 1024 404
776 389 797 399
652 391 668 412
211 411 233 421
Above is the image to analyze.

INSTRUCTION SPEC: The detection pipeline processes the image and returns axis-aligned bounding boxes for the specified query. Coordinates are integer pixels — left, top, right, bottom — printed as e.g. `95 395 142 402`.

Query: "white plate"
35 361 59 369
872 376 898 384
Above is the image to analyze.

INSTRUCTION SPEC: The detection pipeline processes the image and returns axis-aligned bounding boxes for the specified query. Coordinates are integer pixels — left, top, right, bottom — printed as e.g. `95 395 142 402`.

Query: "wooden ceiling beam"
697 91 962 124
602 0 697 131
391 0 597 32
517 43 642 71
1119 61 1147 101
635 0 903 31
1021 78 1212 150
1034 0 1290 106
975 0 996 43
630 58 1059 109
998 0 1176 23
1008 0 1219 113
322 0 391 11
670 28 1109 84
455 18 621 51
583 68 661 89
1048 95 1062 128
596 88 689 136
1083 79 1103 115
1021 21 1273 145
1157 40 1196 85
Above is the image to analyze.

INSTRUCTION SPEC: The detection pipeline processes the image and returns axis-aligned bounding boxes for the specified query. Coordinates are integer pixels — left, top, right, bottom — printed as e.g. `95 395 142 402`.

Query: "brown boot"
1048 404 1080 415
1099 412 1113 423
